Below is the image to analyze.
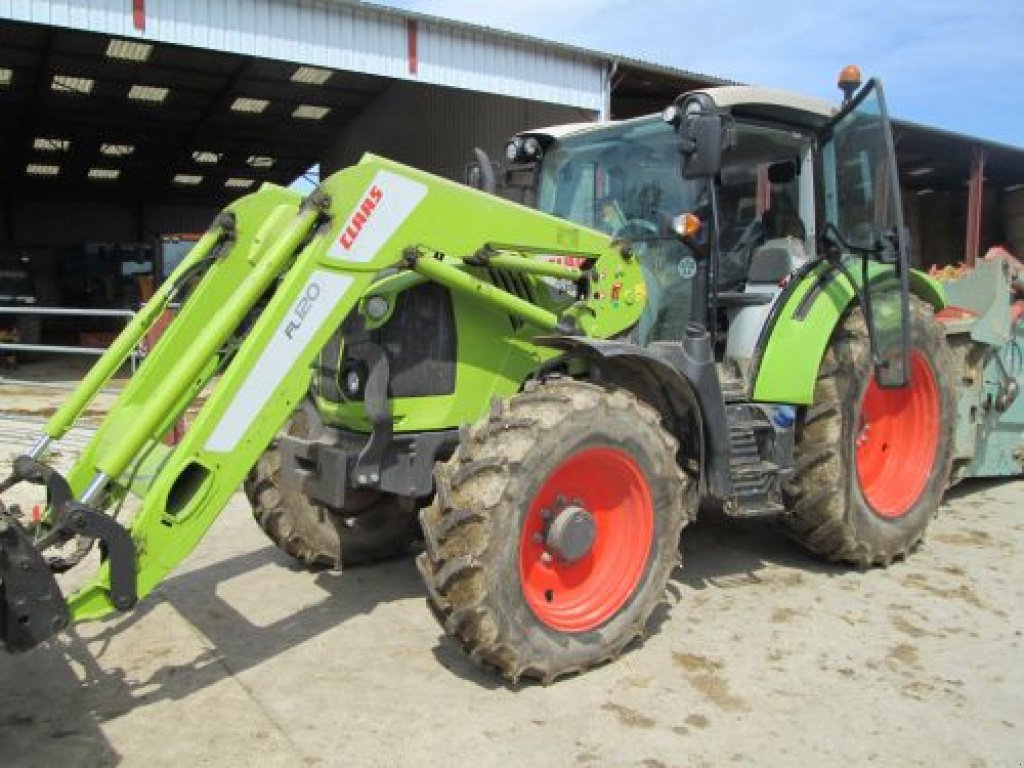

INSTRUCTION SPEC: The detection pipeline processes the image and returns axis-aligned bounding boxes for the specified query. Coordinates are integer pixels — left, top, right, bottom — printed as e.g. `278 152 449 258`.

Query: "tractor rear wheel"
245 403 421 569
417 378 692 683
783 297 955 566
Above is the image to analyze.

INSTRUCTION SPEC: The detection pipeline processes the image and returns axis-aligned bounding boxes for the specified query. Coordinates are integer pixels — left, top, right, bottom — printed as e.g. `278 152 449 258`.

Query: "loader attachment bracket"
0 513 69 654
0 458 137 653
57 502 138 612
352 341 394 487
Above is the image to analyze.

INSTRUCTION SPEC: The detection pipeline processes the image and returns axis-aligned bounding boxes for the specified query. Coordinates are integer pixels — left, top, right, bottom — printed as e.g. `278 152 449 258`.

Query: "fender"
751 261 946 404
536 331 733 501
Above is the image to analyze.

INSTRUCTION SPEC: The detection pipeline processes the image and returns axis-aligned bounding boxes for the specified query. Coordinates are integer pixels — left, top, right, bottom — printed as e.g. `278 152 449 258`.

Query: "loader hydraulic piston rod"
27 435 53 461
80 473 111 506
467 249 586 282
406 248 569 333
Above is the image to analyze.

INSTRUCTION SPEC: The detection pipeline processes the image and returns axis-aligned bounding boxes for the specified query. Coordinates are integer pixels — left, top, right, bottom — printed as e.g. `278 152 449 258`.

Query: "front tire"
417 378 692 683
783 297 955 566
245 403 421 569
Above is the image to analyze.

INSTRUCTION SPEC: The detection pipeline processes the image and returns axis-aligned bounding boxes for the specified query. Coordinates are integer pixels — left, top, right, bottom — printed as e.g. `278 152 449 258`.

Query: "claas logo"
339 185 384 250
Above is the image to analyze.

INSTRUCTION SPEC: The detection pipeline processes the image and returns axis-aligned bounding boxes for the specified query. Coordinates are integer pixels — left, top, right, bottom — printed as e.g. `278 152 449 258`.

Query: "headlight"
662 104 682 127
365 295 389 321
505 136 542 164
343 366 363 397
505 138 523 162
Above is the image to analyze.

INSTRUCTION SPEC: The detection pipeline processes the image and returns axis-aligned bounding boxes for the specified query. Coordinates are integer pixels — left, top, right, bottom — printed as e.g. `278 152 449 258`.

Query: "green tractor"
2 72 1018 683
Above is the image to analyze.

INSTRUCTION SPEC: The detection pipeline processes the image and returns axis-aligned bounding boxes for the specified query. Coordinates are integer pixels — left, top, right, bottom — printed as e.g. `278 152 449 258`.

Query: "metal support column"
965 148 986 266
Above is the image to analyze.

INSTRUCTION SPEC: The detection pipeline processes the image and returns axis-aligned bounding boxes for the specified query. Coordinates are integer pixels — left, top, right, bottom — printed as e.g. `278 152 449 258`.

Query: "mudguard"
751 261 945 405
537 331 733 500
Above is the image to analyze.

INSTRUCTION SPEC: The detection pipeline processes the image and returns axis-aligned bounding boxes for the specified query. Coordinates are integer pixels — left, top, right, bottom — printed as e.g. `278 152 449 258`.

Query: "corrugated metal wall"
905 186 1012 268
4 201 217 245
322 81 589 181
0 0 606 110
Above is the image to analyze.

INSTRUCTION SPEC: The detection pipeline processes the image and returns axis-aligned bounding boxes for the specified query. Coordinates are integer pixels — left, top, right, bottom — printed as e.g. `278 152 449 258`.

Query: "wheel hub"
519 446 655 633
544 505 596 563
855 349 941 518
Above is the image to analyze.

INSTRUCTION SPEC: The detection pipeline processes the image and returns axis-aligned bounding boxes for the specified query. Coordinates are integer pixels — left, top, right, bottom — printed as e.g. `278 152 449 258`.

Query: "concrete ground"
1 407 1022 767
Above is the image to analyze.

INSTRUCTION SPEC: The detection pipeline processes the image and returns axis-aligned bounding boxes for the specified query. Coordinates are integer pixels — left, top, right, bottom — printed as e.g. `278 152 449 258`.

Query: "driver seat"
724 237 810 376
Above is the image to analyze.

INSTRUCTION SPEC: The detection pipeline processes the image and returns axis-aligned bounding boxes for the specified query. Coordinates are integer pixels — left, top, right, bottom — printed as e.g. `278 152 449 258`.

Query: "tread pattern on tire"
416 377 692 683
782 297 956 567
245 405 421 570
245 445 342 569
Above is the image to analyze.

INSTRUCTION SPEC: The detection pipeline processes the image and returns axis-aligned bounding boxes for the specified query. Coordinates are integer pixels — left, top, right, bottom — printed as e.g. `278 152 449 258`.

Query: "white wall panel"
0 0 605 109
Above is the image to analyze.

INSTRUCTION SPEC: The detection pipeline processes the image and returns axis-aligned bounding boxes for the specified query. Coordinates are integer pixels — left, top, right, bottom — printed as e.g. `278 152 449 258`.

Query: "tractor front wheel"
417 378 692 683
245 403 421 569
783 297 955 566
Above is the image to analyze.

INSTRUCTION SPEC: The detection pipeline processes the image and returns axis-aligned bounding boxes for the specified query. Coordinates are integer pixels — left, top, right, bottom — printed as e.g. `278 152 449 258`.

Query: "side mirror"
671 94 724 179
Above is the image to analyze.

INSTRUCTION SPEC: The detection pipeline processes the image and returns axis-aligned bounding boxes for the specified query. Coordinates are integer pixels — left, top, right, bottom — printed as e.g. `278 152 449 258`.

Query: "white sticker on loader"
328 170 427 263
205 270 354 454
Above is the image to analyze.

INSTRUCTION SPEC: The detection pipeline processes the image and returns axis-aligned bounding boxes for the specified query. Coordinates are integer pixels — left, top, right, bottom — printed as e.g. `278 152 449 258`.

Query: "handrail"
0 305 142 376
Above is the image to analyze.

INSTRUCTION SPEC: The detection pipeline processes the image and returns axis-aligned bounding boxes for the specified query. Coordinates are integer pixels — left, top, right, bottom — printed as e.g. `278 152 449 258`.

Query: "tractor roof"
521 85 838 142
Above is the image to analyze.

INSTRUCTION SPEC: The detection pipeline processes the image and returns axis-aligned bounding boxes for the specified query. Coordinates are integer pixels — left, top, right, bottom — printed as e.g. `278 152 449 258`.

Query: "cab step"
725 405 787 518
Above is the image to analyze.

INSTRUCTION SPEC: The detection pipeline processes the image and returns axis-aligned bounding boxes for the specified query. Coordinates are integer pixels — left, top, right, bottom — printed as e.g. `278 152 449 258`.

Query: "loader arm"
0 155 642 652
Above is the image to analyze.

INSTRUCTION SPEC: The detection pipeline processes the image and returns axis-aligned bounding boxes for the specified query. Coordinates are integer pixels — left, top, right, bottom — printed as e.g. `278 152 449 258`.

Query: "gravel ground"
1 403 1022 768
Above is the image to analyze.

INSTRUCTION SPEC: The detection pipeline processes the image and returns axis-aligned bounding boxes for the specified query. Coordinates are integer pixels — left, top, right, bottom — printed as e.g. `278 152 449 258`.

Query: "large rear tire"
783 297 955 566
416 378 692 683
245 403 421 569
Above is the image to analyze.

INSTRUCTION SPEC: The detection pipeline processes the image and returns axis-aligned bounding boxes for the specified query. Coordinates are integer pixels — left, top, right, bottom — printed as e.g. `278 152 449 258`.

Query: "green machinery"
939 257 1024 481
1 73 1020 682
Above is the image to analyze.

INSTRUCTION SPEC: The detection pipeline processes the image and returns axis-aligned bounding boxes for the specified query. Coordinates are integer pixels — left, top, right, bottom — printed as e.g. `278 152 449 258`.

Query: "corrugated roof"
350 1 731 86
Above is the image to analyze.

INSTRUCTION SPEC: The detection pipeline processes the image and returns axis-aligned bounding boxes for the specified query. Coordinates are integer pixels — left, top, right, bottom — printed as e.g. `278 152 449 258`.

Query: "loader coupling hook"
0 456 138 654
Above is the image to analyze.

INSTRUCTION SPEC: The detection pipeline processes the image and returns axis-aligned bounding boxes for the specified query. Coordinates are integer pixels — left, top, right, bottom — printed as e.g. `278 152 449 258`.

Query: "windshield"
536 118 708 344
537 117 705 232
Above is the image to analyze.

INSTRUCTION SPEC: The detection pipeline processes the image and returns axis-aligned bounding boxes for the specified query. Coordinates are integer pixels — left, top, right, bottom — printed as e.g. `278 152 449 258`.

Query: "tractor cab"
499 71 912 389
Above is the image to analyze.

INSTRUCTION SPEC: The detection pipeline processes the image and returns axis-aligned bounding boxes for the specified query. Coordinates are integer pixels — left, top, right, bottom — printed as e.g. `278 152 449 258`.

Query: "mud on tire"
416 378 693 683
245 402 421 569
783 297 956 567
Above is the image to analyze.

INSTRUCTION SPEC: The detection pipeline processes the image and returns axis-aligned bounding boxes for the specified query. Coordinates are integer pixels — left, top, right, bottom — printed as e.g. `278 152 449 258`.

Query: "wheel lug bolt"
540 508 552 520
555 495 567 508
540 552 553 564
532 532 544 544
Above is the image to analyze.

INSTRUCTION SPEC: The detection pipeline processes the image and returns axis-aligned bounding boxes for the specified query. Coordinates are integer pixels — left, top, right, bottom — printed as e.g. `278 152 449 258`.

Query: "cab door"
819 79 910 387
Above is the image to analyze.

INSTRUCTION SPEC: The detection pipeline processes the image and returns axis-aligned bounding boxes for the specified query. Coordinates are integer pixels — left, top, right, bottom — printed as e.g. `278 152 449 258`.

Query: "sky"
375 0 1024 148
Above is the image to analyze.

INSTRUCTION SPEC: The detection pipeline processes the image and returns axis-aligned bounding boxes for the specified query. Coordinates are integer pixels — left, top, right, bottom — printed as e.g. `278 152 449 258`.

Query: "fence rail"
0 306 136 319
0 305 141 388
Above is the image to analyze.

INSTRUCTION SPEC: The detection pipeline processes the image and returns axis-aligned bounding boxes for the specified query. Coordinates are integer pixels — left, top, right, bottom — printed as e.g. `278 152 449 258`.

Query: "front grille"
321 282 456 401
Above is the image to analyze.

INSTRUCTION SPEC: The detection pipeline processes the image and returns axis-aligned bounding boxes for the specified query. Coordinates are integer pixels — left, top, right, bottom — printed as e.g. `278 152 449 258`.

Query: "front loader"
0 155 652 666
2 71 1017 683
